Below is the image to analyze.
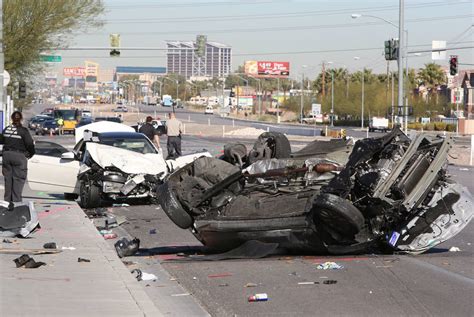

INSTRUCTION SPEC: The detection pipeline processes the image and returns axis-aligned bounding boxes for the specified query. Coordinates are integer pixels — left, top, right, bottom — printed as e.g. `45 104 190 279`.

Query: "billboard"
63 67 85 77
85 61 99 91
244 61 290 78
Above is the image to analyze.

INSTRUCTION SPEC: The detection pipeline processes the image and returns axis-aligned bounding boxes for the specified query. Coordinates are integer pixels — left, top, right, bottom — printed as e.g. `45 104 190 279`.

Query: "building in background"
115 66 166 81
166 38 231 80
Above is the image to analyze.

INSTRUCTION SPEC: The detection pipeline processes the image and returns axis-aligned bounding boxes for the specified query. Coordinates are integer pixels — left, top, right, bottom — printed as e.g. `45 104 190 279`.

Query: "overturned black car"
157 129 473 255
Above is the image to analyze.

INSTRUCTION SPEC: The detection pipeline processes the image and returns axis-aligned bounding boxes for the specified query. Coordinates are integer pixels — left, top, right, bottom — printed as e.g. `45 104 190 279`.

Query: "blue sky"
53 0 474 79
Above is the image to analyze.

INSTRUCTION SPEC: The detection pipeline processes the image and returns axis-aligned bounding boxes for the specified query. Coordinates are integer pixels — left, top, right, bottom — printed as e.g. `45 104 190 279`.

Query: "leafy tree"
416 63 446 101
3 0 104 82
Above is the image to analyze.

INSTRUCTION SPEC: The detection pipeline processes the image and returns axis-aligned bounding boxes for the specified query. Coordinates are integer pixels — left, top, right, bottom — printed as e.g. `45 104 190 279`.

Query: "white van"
204 105 214 115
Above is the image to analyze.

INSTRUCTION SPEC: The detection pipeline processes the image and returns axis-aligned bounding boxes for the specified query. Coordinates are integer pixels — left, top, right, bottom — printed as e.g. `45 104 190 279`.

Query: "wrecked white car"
28 130 211 208
158 129 473 255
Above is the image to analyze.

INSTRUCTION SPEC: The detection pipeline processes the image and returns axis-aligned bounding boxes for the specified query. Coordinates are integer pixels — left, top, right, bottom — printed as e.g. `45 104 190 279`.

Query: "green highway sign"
40 55 62 62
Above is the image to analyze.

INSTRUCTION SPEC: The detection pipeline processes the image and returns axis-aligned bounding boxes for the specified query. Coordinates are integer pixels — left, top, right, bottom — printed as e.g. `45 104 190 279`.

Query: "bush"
446 124 456 132
407 122 423 130
434 122 447 131
424 123 435 131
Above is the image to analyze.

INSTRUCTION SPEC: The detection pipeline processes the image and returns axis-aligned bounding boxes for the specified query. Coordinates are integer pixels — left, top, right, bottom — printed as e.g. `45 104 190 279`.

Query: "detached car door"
27 141 80 194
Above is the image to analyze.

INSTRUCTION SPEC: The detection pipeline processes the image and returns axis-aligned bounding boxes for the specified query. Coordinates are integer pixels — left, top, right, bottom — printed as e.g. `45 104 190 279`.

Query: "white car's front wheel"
79 181 102 209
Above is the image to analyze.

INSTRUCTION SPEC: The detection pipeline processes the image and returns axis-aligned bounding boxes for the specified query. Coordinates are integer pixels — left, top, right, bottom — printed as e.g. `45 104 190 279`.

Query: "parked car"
35 119 59 136
113 105 128 112
94 117 122 124
81 110 92 118
204 105 214 115
27 126 212 208
157 129 473 255
76 117 94 128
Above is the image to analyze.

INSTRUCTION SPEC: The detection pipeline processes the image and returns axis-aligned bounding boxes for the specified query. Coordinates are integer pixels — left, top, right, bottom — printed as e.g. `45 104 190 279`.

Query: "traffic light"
110 34 120 57
384 39 399 61
449 56 458 76
18 81 27 99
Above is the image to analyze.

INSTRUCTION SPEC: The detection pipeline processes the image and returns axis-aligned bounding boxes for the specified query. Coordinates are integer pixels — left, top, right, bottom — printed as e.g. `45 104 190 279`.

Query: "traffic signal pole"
398 0 405 134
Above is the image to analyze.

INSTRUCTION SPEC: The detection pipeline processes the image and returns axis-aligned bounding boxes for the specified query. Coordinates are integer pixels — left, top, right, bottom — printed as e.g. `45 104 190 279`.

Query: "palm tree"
416 63 446 102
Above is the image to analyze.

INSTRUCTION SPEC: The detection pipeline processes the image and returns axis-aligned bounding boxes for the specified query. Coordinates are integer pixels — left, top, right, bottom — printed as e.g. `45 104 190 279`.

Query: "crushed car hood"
85 142 168 175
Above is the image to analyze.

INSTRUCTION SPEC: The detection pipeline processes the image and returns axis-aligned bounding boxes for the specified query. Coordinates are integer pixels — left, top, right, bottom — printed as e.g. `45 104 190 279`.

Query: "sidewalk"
0 197 162 316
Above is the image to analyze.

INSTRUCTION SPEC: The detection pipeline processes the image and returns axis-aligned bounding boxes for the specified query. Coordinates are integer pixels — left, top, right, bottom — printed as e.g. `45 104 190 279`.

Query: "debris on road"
103 233 118 240
114 237 140 258
131 269 157 281
113 203 130 207
248 293 269 302
316 262 344 270
0 201 39 238
78 257 91 263
449 246 461 252
13 254 46 268
218 283 229 287
244 283 258 288
149 229 157 234
171 293 191 297
2 239 13 243
323 280 338 285
99 229 113 235
43 242 57 249
61 246 76 250
298 281 320 285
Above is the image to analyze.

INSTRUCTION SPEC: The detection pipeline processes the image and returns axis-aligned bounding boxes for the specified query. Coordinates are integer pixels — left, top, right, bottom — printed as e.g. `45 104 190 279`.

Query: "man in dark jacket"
1 111 35 204
138 116 161 150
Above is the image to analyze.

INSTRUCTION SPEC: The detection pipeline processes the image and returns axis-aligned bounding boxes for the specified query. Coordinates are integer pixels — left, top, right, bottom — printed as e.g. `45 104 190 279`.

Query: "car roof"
98 131 146 139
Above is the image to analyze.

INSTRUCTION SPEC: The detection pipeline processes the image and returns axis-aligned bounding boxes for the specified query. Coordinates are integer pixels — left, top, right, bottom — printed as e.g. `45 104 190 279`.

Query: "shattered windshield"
99 136 157 154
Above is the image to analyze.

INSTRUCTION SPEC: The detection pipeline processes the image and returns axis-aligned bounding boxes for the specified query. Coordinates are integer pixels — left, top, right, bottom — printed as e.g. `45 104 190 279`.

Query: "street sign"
311 103 321 115
432 41 446 60
2 70 10 87
40 54 62 62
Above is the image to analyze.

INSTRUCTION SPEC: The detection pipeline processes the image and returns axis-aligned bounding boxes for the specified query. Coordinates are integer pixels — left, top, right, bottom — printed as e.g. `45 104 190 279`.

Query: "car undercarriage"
157 129 473 255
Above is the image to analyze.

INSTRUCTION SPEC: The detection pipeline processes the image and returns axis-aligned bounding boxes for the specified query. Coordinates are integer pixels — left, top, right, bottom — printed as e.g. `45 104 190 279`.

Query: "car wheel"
79 181 101 209
248 132 291 164
156 182 193 229
63 193 79 201
311 193 365 238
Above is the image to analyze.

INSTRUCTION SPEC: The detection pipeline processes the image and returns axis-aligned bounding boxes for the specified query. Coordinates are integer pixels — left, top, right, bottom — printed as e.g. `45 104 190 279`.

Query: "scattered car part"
114 237 140 258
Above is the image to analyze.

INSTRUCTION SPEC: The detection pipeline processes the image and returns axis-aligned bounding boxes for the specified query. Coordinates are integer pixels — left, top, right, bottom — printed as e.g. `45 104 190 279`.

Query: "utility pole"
391 72 395 126
330 70 334 127
321 62 326 98
300 73 304 124
361 70 365 128
398 0 405 133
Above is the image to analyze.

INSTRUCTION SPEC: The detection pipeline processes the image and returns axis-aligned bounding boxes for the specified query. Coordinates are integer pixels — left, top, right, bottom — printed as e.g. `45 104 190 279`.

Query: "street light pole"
331 70 334 127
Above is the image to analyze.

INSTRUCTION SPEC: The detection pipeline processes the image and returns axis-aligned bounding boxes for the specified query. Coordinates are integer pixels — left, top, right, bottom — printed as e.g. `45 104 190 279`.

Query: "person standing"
57 116 64 135
166 112 183 159
0 111 35 206
139 116 161 150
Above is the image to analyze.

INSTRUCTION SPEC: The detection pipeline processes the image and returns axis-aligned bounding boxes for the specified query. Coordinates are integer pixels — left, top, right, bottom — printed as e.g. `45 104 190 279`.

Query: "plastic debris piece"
61 246 76 250
149 229 157 234
2 239 13 243
24 258 46 268
103 233 118 240
131 269 143 280
14 254 31 268
14 254 45 268
115 237 140 258
193 277 197 280
78 257 91 263
99 229 113 235
323 280 337 285
316 262 343 270
171 293 191 297
248 293 268 302
141 272 157 281
244 283 258 288
449 246 461 252
298 281 319 285
43 242 57 249
219 283 229 287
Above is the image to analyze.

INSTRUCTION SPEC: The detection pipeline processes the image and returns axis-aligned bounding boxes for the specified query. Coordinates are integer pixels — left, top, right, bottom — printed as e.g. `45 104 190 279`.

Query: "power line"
106 0 283 10
91 14 474 36
104 1 472 24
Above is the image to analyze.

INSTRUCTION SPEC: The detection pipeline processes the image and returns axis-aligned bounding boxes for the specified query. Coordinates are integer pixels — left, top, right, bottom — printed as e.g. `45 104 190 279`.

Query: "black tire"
311 193 365 238
79 181 102 209
156 182 193 229
258 132 291 159
63 193 79 201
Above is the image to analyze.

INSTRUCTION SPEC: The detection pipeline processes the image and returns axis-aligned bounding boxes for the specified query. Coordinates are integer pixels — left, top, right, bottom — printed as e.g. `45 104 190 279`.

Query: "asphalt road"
25 104 474 316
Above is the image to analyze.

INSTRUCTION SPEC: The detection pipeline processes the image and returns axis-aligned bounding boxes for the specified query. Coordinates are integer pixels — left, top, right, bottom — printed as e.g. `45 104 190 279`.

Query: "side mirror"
61 152 75 160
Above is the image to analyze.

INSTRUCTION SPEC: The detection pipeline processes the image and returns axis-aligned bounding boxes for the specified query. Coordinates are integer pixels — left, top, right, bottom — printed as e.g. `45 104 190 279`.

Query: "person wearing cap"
166 112 183 159
139 116 161 150
0 111 35 205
